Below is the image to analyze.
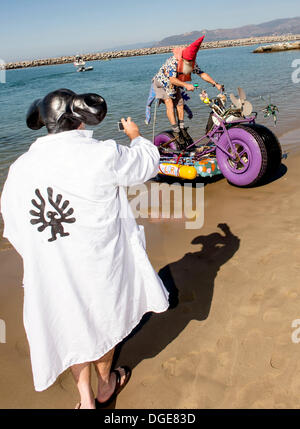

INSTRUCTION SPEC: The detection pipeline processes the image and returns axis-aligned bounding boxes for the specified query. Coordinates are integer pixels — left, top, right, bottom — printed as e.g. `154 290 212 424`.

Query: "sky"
1 0 300 62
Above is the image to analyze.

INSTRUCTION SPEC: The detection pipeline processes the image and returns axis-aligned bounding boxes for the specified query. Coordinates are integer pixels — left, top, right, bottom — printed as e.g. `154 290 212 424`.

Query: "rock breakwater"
253 40 300 53
5 34 300 70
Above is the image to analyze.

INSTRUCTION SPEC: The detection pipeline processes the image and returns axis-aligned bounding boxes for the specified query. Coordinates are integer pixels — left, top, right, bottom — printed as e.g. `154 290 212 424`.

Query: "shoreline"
4 34 300 70
1 122 300 252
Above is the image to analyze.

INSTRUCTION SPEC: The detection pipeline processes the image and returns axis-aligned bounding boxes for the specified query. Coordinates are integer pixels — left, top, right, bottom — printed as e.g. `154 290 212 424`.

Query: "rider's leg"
176 103 186 133
176 102 184 122
164 98 178 128
164 99 186 147
176 99 193 145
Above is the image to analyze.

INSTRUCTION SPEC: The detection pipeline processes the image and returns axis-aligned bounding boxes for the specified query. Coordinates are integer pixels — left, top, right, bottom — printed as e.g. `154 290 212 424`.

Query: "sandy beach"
1 136 300 409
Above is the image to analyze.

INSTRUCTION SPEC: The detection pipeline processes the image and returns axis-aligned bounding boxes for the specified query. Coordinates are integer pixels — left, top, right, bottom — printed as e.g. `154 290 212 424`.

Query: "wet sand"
1 145 300 409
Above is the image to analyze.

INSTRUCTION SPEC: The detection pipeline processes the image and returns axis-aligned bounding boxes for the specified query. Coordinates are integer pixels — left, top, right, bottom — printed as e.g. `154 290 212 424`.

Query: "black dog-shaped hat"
26 88 107 134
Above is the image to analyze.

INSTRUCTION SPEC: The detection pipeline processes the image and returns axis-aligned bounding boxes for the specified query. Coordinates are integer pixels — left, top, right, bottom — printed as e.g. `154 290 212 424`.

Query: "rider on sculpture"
150 36 223 149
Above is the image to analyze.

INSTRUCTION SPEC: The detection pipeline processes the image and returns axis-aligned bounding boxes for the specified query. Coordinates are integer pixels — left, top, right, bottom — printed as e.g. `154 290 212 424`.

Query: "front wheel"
216 125 282 187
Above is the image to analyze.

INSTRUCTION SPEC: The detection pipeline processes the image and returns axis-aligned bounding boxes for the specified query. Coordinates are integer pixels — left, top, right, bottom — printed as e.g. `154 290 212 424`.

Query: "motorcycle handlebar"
193 83 225 93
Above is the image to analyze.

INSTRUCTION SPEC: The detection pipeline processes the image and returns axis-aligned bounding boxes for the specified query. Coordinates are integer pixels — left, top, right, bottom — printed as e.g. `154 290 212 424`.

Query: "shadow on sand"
257 163 288 187
107 223 240 407
153 173 224 188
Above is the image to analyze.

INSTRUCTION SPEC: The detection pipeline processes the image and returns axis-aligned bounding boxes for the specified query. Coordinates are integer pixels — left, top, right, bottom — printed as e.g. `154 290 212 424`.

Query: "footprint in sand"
162 352 201 378
216 335 237 368
270 354 286 371
163 351 229 408
269 332 295 373
216 335 236 351
238 329 274 377
162 357 180 377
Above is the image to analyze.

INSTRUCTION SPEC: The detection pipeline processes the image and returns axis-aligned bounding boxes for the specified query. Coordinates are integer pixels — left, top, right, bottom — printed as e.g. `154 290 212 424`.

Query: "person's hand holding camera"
121 117 140 141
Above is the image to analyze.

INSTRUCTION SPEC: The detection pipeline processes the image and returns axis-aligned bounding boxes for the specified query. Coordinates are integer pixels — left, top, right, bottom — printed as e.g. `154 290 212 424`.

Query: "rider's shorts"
152 79 183 106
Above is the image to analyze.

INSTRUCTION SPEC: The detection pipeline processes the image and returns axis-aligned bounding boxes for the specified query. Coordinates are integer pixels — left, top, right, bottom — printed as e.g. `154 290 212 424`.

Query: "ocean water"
0 44 300 190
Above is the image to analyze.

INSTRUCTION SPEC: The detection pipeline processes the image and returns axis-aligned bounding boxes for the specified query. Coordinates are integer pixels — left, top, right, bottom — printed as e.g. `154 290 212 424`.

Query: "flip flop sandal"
95 366 131 409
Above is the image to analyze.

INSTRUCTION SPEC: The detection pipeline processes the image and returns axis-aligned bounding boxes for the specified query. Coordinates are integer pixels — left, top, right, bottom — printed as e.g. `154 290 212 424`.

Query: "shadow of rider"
116 223 240 372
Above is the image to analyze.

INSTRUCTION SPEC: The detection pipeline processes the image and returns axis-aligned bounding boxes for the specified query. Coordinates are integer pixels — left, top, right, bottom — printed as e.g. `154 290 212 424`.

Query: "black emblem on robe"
30 188 76 242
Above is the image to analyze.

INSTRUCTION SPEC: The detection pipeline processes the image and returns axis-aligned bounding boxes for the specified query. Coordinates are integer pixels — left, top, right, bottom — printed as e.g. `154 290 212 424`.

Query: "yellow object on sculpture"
159 163 197 180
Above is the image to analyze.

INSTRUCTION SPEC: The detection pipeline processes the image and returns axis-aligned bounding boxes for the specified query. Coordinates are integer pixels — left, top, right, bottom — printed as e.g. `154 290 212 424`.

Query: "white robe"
0 129 169 391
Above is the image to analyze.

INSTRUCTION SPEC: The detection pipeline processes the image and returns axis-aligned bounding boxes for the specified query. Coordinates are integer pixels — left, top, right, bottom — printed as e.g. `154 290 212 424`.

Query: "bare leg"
94 348 127 403
164 98 177 125
71 362 95 409
176 102 184 121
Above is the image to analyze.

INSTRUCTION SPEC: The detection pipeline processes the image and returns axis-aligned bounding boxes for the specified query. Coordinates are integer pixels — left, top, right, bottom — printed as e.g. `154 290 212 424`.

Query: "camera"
118 121 124 131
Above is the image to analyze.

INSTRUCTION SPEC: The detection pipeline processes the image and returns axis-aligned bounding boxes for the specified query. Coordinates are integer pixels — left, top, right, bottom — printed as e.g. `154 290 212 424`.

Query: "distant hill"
153 17 300 46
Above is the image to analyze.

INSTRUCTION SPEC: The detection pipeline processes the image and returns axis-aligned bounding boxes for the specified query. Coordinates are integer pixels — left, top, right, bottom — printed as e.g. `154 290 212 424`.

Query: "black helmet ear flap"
71 93 107 125
26 90 107 133
26 99 45 130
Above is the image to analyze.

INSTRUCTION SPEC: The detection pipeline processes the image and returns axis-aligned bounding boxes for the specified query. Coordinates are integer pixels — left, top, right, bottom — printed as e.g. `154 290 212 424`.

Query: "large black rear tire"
232 124 282 186
216 124 282 187
238 124 282 182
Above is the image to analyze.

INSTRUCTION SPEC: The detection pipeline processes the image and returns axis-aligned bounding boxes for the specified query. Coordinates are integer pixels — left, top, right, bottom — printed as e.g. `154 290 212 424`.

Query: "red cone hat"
182 36 205 61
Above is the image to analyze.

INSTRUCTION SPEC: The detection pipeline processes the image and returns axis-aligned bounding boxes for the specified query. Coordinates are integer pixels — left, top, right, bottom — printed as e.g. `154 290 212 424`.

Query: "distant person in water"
1 88 169 409
150 36 223 149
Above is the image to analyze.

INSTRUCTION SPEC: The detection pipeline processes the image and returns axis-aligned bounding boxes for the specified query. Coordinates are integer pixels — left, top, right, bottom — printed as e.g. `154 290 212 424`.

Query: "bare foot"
96 367 128 403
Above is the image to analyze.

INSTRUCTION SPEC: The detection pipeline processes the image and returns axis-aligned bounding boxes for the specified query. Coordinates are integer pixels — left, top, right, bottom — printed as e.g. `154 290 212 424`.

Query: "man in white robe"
1 89 169 409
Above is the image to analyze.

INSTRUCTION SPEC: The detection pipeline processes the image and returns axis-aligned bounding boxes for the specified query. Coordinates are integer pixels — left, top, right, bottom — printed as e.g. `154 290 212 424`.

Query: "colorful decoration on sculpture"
262 103 279 125
194 158 221 178
200 90 211 105
159 163 197 180
159 156 220 179
260 95 279 125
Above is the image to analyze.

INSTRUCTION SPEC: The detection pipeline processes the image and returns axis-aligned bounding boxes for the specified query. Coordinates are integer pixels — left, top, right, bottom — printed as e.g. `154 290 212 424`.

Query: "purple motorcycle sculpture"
154 87 282 187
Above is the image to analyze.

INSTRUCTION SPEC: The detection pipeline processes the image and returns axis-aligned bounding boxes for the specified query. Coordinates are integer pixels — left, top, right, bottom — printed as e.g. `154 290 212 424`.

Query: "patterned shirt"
153 56 204 98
